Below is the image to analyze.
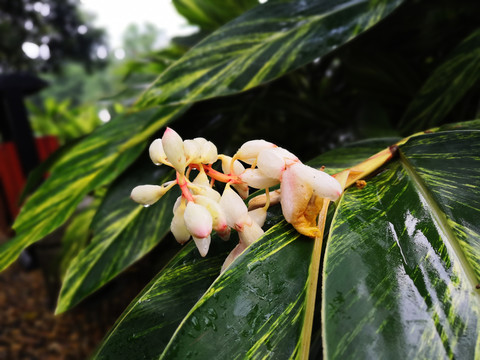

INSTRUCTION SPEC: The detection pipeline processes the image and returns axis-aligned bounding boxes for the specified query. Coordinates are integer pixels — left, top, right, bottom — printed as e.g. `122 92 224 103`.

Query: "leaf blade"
139 0 404 107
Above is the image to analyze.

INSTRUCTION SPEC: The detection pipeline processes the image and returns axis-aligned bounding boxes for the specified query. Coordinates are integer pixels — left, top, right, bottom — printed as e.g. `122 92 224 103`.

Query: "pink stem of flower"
176 172 195 202
189 164 242 184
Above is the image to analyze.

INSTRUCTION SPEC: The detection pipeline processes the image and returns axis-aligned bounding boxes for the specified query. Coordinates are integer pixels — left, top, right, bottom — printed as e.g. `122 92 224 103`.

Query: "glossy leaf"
173 0 259 30
139 0 404 107
93 237 236 359
56 160 179 313
400 28 480 133
308 137 401 174
0 106 185 272
323 129 480 358
160 220 312 359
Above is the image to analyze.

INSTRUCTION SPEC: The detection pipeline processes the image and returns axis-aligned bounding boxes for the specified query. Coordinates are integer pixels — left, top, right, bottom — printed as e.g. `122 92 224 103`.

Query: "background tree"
0 0 106 73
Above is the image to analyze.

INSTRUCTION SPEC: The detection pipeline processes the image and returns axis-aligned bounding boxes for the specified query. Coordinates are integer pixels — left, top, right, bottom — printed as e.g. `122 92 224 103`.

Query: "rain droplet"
143 204 150 208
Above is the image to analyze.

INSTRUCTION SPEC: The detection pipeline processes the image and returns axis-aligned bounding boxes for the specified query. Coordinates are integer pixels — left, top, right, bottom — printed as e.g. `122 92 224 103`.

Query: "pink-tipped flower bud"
149 139 167 165
194 195 229 240
162 127 186 173
130 185 167 206
240 169 280 189
184 202 212 239
235 140 276 164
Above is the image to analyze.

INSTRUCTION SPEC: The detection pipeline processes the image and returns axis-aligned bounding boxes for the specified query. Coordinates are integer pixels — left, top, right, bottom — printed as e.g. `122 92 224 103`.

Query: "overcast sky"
80 0 194 49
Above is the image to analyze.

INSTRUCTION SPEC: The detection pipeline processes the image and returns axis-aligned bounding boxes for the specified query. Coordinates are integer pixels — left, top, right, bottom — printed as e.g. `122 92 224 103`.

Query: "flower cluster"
131 128 342 271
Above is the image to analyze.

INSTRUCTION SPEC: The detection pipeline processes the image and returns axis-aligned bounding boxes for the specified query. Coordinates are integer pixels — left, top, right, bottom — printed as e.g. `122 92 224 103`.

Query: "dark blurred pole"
0 73 47 175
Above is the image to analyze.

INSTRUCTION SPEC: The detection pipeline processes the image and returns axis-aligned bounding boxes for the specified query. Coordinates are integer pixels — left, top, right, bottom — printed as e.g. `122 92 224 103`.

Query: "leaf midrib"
399 150 480 293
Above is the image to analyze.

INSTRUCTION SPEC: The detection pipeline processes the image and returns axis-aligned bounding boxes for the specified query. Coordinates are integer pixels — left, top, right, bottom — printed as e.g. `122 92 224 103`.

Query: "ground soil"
0 260 149 360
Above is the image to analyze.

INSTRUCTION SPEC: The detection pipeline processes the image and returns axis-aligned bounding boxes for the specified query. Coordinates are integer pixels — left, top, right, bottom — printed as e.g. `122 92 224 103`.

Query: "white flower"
194 195 230 240
235 140 276 164
280 162 342 237
256 147 298 179
171 202 190 244
239 168 279 189
184 202 212 239
162 127 186 173
130 185 168 206
149 139 167 165
219 186 264 272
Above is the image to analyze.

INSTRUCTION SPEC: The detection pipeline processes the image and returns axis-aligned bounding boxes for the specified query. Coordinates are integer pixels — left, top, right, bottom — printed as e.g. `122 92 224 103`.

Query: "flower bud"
193 236 211 257
240 169 279 189
200 141 218 164
184 139 201 164
149 139 167 165
130 185 167 206
219 155 245 176
194 195 229 237
235 140 276 164
219 186 248 228
184 202 212 239
219 155 249 198
171 205 190 244
248 207 267 227
256 148 286 180
162 127 186 173
292 163 342 201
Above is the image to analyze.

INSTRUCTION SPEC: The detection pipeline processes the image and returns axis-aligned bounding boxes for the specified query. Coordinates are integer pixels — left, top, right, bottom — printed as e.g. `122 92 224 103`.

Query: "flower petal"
171 205 190 244
149 139 167 165
130 185 167 206
235 139 276 164
256 148 287 180
193 235 211 257
162 127 186 173
280 165 312 223
184 202 212 239
292 163 342 201
240 168 280 189
248 207 267 227
219 186 248 228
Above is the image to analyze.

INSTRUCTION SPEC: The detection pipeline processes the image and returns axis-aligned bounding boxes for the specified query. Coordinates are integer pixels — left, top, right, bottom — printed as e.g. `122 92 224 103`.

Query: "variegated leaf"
323 128 480 358
56 159 179 313
400 27 480 132
93 236 236 359
173 0 258 30
0 106 185 272
139 0 404 107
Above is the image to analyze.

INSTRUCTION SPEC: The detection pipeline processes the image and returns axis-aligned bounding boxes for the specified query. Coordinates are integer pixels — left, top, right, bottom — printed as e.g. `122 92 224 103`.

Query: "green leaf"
308 137 401 174
323 129 480 358
173 0 259 30
160 220 312 359
400 28 480 133
93 237 236 359
59 197 99 279
139 0 404 107
0 106 184 272
56 160 180 313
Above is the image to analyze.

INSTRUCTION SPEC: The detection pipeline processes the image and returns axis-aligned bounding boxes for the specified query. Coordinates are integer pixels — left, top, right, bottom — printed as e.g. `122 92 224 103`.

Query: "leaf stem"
299 198 330 359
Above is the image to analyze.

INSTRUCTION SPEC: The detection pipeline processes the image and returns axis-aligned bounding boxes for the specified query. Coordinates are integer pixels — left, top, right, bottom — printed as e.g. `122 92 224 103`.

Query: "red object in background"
0 136 59 219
